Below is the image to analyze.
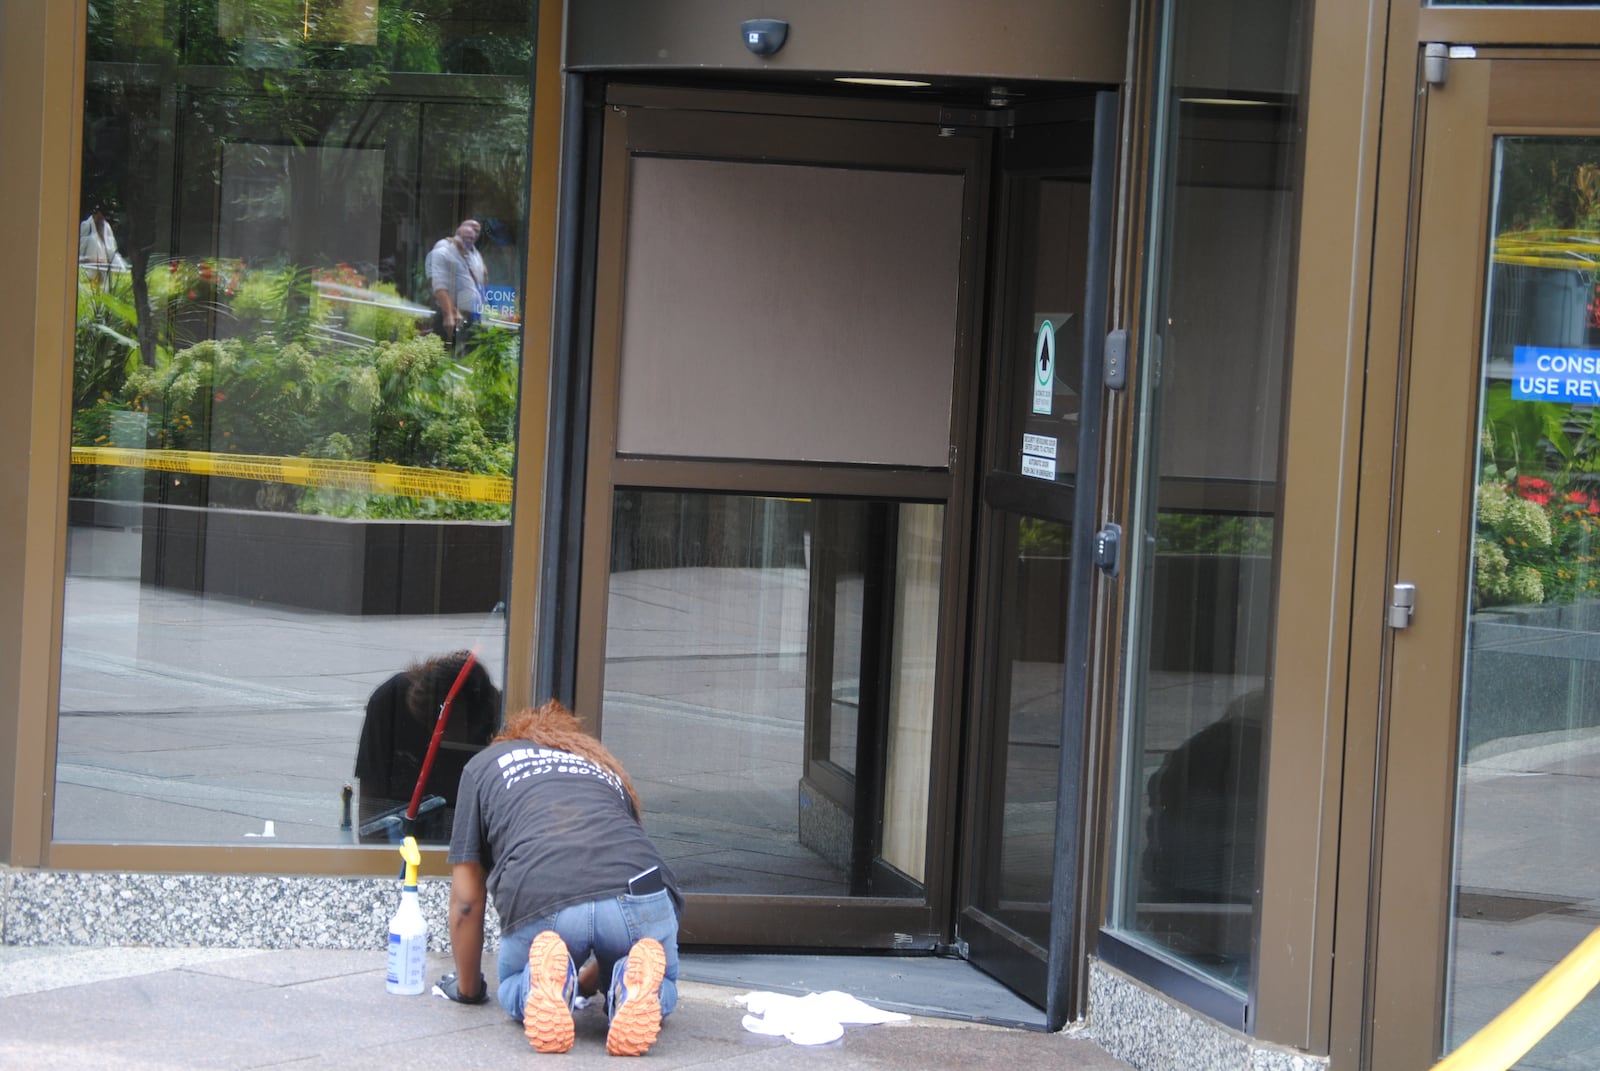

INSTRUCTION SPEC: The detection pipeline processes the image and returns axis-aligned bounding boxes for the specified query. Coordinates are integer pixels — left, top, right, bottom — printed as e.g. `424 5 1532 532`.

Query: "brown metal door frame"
1370 53 1600 1069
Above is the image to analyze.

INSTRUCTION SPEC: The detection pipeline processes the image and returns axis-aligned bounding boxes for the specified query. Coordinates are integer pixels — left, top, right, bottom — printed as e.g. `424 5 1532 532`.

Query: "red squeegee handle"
405 649 479 822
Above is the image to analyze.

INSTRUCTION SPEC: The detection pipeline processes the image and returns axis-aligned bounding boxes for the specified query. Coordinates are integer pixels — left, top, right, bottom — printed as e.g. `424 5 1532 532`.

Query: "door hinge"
1389 582 1416 629
1424 43 1478 88
1424 43 1448 87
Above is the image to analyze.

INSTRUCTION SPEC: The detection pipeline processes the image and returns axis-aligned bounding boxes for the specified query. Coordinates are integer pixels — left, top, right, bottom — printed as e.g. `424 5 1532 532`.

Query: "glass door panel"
1104 0 1306 1006
967 513 1070 948
1447 135 1600 1067
957 98 1111 1022
603 491 941 900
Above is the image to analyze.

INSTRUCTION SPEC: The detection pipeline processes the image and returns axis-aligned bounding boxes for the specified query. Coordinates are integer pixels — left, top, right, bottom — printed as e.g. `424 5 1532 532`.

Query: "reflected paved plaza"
57 575 503 845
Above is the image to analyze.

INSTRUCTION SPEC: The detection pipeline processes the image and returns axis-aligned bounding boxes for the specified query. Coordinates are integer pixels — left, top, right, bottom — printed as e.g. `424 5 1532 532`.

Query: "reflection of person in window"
1142 688 1264 906
426 218 486 347
78 205 125 286
354 651 500 842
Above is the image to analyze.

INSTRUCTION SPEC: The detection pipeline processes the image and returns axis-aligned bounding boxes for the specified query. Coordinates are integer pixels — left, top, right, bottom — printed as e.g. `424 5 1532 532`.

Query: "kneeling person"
435 700 682 1056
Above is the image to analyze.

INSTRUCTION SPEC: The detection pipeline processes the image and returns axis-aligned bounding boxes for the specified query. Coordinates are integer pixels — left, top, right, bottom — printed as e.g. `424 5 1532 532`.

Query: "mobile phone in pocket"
627 865 665 895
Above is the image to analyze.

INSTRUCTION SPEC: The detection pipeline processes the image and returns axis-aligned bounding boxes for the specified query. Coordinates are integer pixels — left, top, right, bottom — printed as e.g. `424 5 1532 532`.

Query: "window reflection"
59 0 536 846
602 491 941 898
1445 136 1600 1069
355 650 501 842
971 515 1070 946
1109 0 1307 995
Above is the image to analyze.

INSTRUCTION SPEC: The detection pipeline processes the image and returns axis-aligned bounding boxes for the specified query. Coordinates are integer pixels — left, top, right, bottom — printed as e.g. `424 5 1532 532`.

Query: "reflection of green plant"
1481 381 1600 486
1499 141 1600 233
1018 518 1068 558
76 2 536 519
345 282 417 345
1017 513 1277 559
82 0 536 366
74 259 518 520
1155 514 1274 555
73 274 143 417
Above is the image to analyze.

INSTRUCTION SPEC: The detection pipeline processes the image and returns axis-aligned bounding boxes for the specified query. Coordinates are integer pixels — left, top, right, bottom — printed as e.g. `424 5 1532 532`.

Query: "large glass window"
60 0 537 846
1106 0 1309 1001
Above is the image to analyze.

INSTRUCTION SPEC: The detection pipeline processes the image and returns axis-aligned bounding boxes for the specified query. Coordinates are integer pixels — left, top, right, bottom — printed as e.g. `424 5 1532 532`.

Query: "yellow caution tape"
1431 925 1600 1071
70 446 511 505
1493 229 1600 269
1492 255 1600 269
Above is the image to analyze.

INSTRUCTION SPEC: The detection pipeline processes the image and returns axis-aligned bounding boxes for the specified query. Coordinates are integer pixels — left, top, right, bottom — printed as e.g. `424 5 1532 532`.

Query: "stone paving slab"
0 946 1136 1070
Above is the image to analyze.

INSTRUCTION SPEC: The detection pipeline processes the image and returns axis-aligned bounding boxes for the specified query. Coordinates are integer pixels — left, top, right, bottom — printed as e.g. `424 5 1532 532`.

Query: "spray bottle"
386 835 427 995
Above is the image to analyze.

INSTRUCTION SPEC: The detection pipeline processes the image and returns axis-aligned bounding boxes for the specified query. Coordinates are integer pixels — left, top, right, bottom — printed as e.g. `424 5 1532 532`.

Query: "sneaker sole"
606 938 667 1057
524 931 575 1054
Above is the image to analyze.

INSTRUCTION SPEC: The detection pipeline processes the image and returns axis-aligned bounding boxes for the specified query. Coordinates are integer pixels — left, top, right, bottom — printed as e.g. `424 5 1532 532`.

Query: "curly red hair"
493 699 642 819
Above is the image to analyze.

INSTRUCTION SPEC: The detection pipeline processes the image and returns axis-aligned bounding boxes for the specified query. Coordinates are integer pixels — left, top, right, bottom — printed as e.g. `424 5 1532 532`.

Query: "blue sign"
483 285 518 318
1512 345 1600 403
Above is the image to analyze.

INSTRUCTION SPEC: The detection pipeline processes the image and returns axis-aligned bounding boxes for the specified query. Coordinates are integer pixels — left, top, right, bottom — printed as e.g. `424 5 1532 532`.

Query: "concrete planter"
1466 600 1600 752
67 498 506 615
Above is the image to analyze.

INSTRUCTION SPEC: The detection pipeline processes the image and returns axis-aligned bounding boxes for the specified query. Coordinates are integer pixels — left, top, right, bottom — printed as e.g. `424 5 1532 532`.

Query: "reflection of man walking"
426 219 486 346
79 205 125 285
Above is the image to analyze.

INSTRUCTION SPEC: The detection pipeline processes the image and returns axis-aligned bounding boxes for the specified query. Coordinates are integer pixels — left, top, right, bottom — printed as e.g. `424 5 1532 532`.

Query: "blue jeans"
495 890 679 1024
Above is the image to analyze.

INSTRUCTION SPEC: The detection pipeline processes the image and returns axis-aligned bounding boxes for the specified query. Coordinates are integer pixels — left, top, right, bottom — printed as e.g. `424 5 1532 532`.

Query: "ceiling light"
1179 96 1280 107
835 77 932 88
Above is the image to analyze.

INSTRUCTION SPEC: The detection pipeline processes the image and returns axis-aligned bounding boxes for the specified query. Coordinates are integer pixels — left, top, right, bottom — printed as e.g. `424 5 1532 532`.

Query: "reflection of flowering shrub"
1475 473 1600 607
1475 386 1600 607
312 262 366 290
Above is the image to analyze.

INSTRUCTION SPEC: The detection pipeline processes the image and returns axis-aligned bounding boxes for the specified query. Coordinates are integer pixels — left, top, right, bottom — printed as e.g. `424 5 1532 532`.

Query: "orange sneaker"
606 937 667 1056
523 930 577 1054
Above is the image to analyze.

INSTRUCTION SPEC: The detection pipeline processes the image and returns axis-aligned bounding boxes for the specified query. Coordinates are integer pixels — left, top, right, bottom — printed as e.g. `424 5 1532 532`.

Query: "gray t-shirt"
448 740 681 933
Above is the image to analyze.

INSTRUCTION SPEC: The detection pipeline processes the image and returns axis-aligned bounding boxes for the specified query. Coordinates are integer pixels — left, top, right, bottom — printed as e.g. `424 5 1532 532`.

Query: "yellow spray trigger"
399 835 421 887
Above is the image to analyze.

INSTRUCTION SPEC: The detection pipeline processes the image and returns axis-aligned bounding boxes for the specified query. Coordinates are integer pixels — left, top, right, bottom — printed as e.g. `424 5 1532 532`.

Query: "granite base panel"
1089 960 1328 1071
0 867 501 953
796 776 852 873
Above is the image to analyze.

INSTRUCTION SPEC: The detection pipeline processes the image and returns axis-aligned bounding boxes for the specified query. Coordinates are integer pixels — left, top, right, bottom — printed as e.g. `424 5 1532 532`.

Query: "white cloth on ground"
735 989 911 1046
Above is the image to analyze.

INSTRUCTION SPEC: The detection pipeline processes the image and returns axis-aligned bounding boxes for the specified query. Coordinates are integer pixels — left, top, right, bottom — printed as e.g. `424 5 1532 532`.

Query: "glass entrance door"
571 87 987 950
956 97 1115 1023
1374 56 1600 1070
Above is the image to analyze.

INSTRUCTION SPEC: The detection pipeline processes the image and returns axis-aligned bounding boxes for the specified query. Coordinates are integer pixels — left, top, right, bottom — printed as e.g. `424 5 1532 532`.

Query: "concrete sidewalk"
0 945 1138 1070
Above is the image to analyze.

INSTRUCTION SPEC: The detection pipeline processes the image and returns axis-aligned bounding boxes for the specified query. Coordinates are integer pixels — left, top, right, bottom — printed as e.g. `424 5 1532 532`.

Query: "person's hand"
433 972 489 1004
576 955 600 997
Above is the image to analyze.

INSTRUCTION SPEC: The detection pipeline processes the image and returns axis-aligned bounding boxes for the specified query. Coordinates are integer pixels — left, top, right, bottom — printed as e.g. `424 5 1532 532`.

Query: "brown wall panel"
568 0 1129 86
616 156 963 467
1489 57 1600 129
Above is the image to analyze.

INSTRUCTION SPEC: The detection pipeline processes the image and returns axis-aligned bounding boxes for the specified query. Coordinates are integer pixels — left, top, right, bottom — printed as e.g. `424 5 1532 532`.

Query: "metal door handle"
1389 582 1416 629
